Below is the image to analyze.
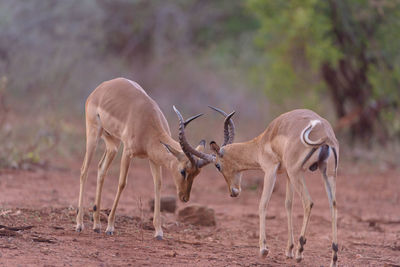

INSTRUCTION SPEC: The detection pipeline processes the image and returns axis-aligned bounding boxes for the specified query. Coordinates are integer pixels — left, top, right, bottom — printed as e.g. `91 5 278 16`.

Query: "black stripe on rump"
332 147 338 169
301 147 318 169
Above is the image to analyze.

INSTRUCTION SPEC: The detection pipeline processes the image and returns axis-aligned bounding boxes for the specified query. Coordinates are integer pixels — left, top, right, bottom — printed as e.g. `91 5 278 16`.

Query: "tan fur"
211 109 339 267
76 77 205 239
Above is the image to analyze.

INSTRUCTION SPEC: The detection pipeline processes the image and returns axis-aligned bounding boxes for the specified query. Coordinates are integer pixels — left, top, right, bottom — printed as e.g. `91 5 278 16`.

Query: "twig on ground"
138 196 144 241
32 235 57 244
0 225 34 231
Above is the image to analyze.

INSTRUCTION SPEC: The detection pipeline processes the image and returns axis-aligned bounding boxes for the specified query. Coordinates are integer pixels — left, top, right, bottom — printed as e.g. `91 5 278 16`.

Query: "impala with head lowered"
207 107 339 267
75 78 213 240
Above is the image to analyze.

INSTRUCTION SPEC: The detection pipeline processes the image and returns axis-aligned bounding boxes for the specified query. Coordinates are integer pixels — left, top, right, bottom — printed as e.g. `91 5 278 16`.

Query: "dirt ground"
0 158 399 267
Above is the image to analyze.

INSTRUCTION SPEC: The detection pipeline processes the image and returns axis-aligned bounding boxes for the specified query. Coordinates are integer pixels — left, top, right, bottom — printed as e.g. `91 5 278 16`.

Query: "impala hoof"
295 254 303 263
106 230 114 236
285 251 294 259
93 228 100 233
105 225 114 235
286 244 294 258
155 235 163 241
75 225 84 232
260 248 269 258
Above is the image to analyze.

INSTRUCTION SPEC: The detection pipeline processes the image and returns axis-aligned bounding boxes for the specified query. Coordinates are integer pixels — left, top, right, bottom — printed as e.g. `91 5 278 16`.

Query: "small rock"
177 205 216 226
149 196 177 213
166 251 177 257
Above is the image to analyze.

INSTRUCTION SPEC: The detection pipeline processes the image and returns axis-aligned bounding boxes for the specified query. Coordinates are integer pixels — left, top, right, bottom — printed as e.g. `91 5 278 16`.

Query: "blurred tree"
0 76 7 127
97 0 258 64
96 0 261 115
248 0 400 142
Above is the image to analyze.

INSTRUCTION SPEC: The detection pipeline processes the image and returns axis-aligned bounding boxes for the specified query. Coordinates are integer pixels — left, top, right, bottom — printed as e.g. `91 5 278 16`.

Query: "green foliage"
247 0 341 105
252 0 337 63
191 0 259 46
0 124 55 169
0 81 59 169
247 0 400 94
247 0 400 138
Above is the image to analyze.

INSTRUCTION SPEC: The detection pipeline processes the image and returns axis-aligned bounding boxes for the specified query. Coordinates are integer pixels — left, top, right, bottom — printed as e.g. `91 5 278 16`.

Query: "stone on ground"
177 205 216 226
149 196 177 213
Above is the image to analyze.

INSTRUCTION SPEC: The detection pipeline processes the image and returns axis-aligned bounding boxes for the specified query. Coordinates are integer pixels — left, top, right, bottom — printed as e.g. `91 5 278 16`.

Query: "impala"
208 107 339 267
75 77 213 239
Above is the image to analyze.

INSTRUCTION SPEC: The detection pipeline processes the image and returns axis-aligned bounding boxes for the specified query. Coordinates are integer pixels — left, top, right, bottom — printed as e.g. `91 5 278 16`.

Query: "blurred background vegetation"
0 0 399 169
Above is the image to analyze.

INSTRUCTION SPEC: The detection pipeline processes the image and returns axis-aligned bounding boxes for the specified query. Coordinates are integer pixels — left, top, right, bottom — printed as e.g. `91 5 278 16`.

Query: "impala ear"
161 142 185 161
195 139 206 152
210 141 220 153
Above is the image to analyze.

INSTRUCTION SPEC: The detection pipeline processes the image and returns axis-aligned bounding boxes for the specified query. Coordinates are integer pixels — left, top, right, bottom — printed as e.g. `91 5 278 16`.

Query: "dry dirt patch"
0 163 399 266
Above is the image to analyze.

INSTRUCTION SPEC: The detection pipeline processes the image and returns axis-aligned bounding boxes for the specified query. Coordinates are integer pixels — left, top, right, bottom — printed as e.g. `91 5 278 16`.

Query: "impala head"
208 106 241 197
162 106 215 202
209 141 242 197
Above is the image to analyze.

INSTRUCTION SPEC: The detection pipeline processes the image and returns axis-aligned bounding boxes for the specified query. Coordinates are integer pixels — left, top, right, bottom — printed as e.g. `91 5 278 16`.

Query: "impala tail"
300 120 325 146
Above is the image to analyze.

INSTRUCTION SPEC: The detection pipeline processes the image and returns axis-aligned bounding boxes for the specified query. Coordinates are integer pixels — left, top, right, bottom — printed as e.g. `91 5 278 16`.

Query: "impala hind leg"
149 160 163 240
92 136 119 233
287 169 313 262
259 163 279 257
76 122 102 232
106 148 131 235
284 173 295 258
320 153 338 267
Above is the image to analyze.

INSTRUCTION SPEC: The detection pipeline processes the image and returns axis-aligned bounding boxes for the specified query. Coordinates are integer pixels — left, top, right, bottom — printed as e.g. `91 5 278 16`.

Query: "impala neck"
148 132 180 169
224 138 261 172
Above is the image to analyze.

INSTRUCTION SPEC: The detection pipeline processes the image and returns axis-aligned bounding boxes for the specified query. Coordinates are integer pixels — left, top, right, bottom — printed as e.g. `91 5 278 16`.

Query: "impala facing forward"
208 107 339 267
76 78 213 239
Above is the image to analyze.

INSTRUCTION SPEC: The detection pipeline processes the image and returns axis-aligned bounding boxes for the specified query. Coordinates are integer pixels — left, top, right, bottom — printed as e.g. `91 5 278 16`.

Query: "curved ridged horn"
208 106 235 146
173 106 215 166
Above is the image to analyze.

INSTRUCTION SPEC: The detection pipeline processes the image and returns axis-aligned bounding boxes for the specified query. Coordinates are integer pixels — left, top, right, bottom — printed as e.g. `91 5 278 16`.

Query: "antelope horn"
173 106 215 166
208 106 235 146
184 113 203 128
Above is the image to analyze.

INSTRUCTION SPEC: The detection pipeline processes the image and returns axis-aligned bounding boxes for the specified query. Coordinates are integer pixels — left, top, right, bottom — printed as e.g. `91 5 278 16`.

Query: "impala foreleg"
284 174 295 258
106 149 131 235
93 145 117 232
76 124 102 232
149 160 163 240
259 163 279 257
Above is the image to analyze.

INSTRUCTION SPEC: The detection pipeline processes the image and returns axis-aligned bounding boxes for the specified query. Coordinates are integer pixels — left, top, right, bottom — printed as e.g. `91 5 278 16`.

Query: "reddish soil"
0 158 399 266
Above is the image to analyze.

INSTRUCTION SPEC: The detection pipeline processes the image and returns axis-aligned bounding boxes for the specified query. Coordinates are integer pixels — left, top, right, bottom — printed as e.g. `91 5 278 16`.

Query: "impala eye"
215 163 221 171
180 169 186 178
